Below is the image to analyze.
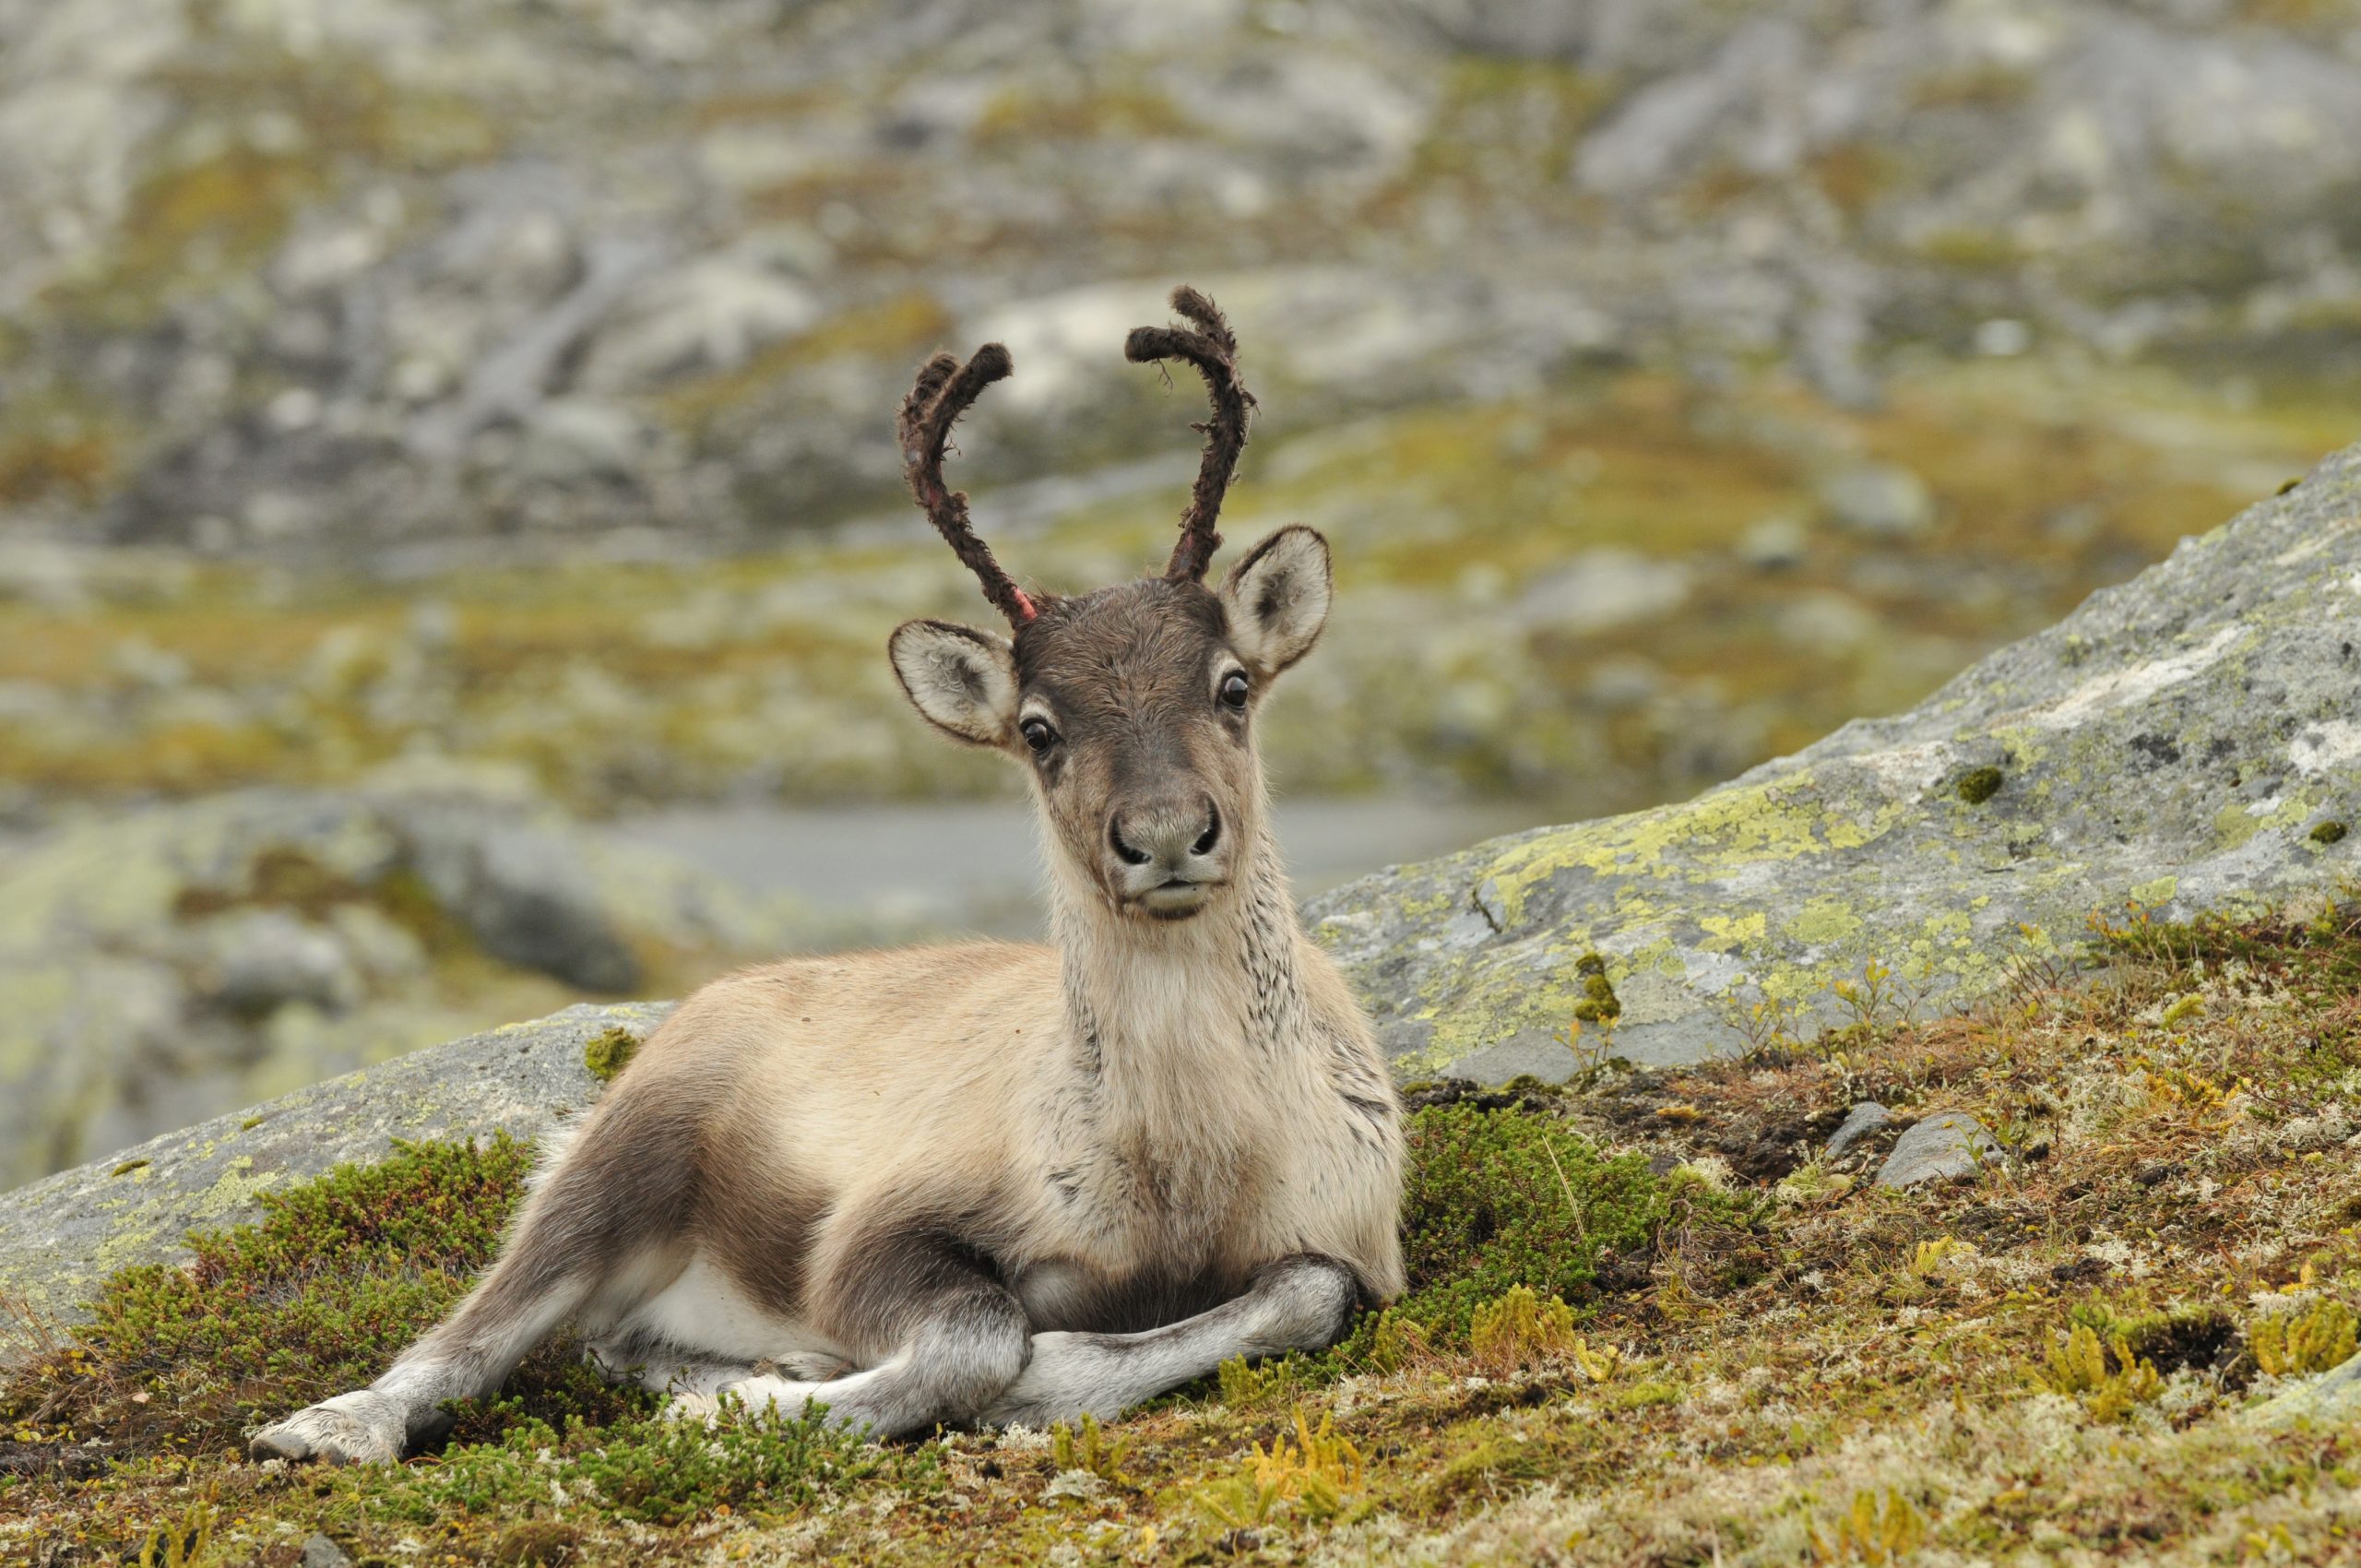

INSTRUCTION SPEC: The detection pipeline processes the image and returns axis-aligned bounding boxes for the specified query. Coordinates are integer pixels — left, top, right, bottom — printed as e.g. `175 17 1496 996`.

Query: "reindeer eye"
1219 671 1251 711
1020 718 1057 754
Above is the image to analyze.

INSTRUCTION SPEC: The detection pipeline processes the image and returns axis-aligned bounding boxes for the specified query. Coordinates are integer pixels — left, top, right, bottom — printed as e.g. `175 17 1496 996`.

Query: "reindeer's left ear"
1219 525 1332 677
889 619 1019 746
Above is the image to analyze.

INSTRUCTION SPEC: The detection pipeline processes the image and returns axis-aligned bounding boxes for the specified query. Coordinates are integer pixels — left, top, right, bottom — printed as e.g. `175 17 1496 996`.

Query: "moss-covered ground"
8 905 2361 1564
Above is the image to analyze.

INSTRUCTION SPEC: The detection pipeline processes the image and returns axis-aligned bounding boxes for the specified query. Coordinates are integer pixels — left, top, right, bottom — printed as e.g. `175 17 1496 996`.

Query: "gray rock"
1819 463 1935 540
575 256 820 392
192 909 362 1015
1736 516 1809 571
1513 551 1693 633
0 1001 670 1332
300 1536 355 1568
519 398 646 485
1875 1112 2001 1189
383 795 642 994
1823 1101 1891 1163
2249 1350 2361 1428
1306 445 2361 1078
1 0 2356 559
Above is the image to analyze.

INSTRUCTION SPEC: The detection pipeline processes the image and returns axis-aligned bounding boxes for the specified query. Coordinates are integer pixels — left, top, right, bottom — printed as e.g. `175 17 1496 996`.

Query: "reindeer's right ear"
889 620 1019 747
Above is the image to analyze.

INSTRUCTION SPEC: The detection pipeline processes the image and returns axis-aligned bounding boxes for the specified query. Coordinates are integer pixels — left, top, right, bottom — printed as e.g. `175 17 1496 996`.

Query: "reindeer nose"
1109 800 1221 873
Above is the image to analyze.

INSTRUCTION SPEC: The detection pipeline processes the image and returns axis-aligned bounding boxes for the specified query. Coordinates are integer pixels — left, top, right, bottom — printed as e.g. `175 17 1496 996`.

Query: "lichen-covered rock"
0 1001 669 1331
1307 445 2361 1079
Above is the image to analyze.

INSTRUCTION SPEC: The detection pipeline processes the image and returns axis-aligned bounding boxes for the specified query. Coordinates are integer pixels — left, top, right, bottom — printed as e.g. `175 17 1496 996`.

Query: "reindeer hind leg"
251 1095 698 1465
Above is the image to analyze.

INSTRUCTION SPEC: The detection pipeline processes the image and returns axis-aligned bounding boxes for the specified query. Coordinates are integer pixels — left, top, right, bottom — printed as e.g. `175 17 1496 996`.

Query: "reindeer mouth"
1133 878 1223 920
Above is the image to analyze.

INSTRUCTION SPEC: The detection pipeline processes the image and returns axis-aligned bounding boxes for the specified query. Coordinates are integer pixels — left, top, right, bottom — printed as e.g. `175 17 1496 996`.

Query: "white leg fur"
983 1257 1357 1429
251 1272 591 1464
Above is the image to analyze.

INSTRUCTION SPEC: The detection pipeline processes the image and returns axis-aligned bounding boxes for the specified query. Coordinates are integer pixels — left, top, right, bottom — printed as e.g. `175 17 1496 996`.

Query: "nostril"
1192 803 1221 857
1109 817 1152 867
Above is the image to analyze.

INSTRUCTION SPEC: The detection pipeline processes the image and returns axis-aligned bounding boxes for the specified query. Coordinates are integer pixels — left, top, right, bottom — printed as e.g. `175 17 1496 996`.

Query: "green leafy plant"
1050 1410 1133 1490
1809 1487 1928 1564
582 1027 641 1083
134 1502 217 1568
2040 1322 2165 1422
1198 1408 1365 1527
2251 1299 2357 1378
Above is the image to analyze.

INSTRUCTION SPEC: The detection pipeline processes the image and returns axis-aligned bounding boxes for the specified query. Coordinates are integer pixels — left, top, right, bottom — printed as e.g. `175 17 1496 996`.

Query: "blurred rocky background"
3 0 2358 1180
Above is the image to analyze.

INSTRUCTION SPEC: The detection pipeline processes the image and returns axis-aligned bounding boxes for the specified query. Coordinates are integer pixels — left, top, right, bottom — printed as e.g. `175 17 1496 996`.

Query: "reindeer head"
888 287 1331 924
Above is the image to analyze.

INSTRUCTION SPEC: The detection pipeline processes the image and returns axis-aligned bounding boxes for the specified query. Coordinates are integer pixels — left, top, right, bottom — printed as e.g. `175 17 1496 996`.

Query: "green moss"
1571 952 1623 1027
2310 820 2348 845
1337 1101 1750 1360
1956 766 2005 805
583 1026 641 1083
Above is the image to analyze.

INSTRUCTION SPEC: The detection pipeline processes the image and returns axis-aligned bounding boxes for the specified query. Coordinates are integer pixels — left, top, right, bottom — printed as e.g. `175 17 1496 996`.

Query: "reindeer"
250 287 1406 1463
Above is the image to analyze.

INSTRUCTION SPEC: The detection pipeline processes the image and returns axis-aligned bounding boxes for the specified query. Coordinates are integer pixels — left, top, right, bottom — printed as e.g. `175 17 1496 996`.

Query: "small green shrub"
1469 1284 1577 1372
2 1134 642 1450
1571 951 1622 1026
374 1395 920 1528
1216 1351 1319 1408
1336 1102 1748 1360
2040 1321 2164 1422
1197 1408 1365 1528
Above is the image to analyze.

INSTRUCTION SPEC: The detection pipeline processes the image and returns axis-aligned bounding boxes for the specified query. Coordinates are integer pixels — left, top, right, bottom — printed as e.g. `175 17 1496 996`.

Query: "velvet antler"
898 342 1036 625
1124 285 1256 584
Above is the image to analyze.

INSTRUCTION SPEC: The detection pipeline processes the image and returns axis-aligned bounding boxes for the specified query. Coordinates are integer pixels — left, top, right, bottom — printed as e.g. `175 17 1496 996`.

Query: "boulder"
0 1002 669 1331
1876 1112 2002 1189
386 792 644 993
1822 1101 1891 1164
1819 462 1936 540
2250 1350 2361 1428
1306 444 2361 1081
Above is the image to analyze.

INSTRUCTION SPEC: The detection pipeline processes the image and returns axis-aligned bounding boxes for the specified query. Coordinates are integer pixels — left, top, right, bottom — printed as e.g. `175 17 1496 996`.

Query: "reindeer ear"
1219 526 1332 676
889 620 1019 746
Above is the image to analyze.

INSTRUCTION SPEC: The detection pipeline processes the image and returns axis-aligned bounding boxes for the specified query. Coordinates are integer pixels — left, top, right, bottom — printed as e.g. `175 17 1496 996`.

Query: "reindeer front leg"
981 1254 1359 1429
692 1228 1033 1440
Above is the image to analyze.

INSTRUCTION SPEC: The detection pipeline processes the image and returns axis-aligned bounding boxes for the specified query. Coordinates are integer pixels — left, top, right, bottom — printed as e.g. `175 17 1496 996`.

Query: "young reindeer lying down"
251 287 1406 1463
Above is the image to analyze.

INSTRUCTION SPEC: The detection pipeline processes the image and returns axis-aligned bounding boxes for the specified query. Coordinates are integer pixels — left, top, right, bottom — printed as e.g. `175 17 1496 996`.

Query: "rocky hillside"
3 0 2357 562
1311 435 2361 1077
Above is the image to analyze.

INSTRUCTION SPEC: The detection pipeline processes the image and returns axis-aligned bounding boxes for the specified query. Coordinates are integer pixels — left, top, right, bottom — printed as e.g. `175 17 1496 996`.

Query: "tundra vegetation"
8 900 2361 1564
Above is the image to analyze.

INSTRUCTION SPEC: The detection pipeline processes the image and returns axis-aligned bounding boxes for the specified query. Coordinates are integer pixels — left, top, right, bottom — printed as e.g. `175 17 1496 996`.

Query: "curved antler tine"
897 352 961 448
1125 284 1256 584
899 343 1035 626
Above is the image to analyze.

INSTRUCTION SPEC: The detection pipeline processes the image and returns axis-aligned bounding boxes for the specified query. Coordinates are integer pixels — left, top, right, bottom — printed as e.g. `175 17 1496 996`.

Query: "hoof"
249 1391 406 1466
